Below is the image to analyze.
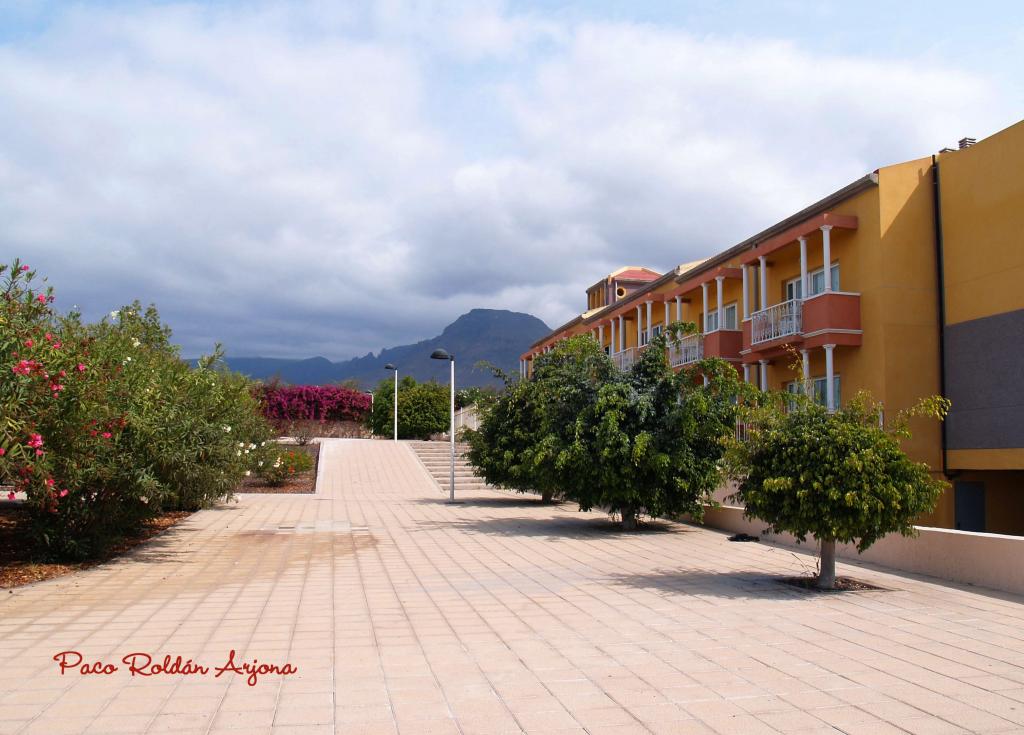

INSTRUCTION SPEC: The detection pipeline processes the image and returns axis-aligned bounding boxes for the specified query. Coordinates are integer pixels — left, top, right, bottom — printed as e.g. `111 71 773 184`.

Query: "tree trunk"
817 538 837 589
621 505 638 531
541 489 554 504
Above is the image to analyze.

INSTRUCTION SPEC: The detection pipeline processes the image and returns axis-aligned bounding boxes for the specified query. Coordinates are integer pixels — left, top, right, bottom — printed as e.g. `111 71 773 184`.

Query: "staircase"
408 441 493 494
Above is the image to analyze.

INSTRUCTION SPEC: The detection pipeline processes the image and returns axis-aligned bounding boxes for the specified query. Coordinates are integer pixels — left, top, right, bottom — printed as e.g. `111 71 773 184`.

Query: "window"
785 376 841 409
651 324 663 339
704 304 736 332
724 303 738 330
785 263 841 301
810 263 840 296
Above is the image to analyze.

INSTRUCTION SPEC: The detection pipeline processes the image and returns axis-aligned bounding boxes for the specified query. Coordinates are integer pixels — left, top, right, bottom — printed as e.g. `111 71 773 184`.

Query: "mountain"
213 309 550 389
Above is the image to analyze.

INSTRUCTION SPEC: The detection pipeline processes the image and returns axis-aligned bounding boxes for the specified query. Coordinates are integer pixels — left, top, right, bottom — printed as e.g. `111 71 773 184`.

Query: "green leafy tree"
368 376 449 440
726 389 949 589
467 329 743 527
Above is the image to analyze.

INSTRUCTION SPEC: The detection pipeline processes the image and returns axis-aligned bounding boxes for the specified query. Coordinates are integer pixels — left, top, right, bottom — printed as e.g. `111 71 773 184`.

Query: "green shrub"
368 376 449 440
255 446 315 486
0 260 273 559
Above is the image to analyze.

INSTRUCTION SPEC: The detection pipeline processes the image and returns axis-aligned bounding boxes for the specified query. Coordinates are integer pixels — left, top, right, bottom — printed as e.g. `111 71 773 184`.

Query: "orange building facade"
520 119 1024 535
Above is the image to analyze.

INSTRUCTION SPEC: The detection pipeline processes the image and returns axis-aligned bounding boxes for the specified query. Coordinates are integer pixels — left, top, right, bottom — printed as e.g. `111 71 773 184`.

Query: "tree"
727 390 948 588
367 376 449 440
467 329 742 526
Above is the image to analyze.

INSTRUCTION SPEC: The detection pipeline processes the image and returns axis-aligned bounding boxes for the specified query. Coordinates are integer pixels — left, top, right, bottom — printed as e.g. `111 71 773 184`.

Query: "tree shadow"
413 513 687 541
604 569 840 601
412 495 556 509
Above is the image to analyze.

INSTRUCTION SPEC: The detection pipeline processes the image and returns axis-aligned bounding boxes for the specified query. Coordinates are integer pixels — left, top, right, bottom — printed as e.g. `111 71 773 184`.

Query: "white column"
759 359 769 391
664 301 670 327
636 305 643 346
821 225 833 293
741 264 749 319
799 236 808 300
703 375 709 387
715 276 725 331
618 315 624 352
645 300 653 342
675 295 682 322
701 282 709 332
824 343 836 411
742 364 751 384
758 255 768 310
801 348 810 395
610 319 617 353
598 324 605 348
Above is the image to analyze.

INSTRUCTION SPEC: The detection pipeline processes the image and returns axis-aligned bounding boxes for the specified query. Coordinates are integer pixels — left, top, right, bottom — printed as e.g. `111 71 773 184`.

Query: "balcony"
612 347 637 371
750 299 802 345
742 292 862 358
668 334 703 367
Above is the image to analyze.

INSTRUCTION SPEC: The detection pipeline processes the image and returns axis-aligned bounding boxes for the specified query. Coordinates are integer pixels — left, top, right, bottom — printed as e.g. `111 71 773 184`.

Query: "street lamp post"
383 364 398 441
430 349 456 502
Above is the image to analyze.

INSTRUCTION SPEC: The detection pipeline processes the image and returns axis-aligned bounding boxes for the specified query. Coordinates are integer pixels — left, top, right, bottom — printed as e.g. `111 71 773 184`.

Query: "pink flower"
6 492 14 501
24 339 33 348
44 333 53 342
35 449 44 456
20 265 29 271
37 294 46 303
45 478 54 487
102 432 112 439
27 434 44 449
59 489 69 498
0 448 5 456
76 363 86 372
52 341 61 349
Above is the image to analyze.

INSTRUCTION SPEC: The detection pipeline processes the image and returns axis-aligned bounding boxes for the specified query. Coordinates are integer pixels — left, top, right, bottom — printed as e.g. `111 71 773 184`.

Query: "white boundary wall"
698 502 1024 596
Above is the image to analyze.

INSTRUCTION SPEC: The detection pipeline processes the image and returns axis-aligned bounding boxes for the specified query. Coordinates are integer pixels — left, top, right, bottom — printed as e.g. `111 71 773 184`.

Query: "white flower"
248 443 256 450
257 461 263 467
140 496 148 504
236 450 241 457
122 357 131 365
110 310 119 319
222 425 231 433
131 338 141 348
244 471 251 477
237 442 245 448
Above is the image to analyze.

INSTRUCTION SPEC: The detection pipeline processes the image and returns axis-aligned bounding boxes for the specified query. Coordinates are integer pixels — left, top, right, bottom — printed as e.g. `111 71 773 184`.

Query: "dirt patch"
779 576 884 592
235 443 319 495
0 504 191 589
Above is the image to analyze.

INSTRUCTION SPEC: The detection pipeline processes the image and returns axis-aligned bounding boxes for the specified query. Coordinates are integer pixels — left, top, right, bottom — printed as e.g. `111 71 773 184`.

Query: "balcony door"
785 263 841 301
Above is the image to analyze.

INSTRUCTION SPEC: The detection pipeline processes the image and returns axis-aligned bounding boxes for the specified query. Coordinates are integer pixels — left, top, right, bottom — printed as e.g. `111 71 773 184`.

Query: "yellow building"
520 118 1024 536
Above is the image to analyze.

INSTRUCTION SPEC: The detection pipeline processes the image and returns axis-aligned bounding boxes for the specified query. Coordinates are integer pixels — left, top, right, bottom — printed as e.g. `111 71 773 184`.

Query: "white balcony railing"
750 299 803 345
612 347 637 371
668 334 703 367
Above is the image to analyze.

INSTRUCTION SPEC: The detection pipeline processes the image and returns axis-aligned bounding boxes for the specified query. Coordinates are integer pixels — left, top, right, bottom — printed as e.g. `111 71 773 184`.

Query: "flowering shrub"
0 260 273 559
256 383 371 426
255 447 315 486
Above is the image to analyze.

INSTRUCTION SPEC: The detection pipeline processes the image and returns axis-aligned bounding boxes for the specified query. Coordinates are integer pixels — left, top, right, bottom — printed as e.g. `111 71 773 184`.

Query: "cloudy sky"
2 1 1021 359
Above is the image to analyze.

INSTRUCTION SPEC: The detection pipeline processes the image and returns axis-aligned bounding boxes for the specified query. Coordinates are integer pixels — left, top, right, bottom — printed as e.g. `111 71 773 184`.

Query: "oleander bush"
0 259 273 559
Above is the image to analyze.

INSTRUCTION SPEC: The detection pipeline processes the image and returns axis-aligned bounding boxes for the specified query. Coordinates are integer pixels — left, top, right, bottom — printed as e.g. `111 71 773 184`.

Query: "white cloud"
0 2 1015 358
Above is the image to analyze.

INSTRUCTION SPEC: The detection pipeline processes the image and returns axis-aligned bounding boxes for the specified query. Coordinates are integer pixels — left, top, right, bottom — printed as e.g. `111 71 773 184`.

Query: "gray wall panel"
945 309 1024 449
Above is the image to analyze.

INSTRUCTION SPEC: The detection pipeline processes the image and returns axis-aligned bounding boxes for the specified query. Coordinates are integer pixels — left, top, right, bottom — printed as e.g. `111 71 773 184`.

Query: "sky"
1 0 1021 360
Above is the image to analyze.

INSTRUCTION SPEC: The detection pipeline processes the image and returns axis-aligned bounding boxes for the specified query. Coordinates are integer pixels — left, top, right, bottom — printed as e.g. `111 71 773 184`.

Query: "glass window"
785 277 802 302
786 376 841 409
809 263 841 296
704 311 718 332
724 303 738 330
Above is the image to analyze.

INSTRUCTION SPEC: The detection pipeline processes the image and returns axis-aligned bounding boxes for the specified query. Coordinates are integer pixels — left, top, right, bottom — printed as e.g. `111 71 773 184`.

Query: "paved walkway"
2 440 1024 735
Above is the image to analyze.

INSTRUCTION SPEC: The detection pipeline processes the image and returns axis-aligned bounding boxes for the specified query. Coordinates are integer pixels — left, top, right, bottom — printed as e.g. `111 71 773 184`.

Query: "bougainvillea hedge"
256 383 372 425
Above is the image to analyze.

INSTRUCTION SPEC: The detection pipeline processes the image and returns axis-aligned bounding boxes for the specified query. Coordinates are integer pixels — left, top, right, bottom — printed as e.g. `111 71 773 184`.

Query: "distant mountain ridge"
213 309 550 389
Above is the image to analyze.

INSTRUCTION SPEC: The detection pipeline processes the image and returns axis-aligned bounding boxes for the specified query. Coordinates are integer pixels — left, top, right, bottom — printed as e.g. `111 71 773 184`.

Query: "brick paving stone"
2 439 1024 734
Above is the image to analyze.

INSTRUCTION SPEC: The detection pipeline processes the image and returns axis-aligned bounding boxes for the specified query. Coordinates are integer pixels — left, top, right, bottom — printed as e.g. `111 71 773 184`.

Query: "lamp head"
430 349 452 361
384 363 396 370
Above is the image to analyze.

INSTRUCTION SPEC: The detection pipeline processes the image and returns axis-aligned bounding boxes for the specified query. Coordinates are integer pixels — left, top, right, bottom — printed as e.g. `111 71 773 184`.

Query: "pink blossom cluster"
258 384 372 423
